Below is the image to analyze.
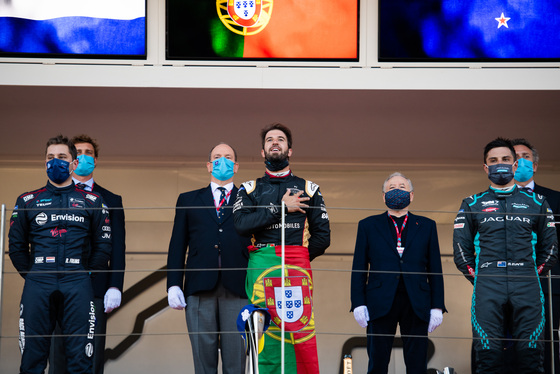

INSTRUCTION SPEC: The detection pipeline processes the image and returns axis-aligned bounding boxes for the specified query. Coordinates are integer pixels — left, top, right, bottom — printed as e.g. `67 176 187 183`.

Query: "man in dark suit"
351 172 446 374
513 138 560 374
49 134 126 374
167 143 250 374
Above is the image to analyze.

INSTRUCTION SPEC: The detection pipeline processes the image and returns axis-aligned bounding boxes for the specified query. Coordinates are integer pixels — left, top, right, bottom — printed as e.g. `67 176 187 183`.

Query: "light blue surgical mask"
514 158 534 183
211 157 235 181
74 154 96 176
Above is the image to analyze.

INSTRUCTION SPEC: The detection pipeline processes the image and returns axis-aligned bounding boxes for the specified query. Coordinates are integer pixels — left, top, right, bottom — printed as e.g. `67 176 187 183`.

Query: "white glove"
428 308 443 333
353 305 369 328
104 287 122 313
168 286 186 310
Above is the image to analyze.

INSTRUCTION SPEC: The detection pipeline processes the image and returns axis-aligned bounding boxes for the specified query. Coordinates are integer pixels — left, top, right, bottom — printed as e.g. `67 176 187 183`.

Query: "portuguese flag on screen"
167 0 358 60
246 245 318 374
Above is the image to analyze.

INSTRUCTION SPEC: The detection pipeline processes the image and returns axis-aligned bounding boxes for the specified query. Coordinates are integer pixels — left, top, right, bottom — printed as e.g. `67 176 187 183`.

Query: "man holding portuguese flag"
233 123 331 373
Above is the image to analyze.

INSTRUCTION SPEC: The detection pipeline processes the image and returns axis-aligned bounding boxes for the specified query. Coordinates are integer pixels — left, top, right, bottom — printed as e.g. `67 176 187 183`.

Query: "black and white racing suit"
453 186 558 373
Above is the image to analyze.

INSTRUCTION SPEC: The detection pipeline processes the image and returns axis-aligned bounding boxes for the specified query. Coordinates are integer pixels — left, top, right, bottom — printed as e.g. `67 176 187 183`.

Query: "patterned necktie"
217 187 227 220
76 183 88 190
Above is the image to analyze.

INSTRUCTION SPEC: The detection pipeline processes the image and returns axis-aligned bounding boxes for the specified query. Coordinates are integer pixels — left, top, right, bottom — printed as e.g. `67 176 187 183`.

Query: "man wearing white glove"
167 143 251 374
351 172 446 374
49 134 126 374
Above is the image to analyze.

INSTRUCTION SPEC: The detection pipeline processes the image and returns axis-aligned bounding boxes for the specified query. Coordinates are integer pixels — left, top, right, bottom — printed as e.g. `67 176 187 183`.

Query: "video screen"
0 0 146 59
379 0 560 61
167 0 359 61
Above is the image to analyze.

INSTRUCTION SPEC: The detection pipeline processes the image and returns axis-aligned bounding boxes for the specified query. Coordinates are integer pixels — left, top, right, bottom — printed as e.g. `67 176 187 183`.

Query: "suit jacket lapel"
375 213 399 256
403 212 419 258
201 185 220 224
221 186 237 223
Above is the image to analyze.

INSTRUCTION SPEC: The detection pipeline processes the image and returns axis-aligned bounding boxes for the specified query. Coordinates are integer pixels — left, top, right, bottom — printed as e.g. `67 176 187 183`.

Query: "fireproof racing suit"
232 171 330 259
9 181 112 374
453 186 558 373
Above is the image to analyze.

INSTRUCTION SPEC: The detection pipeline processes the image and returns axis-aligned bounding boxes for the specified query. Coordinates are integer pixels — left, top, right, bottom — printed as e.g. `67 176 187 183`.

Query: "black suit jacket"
167 185 250 298
351 212 446 322
91 183 126 298
535 184 560 296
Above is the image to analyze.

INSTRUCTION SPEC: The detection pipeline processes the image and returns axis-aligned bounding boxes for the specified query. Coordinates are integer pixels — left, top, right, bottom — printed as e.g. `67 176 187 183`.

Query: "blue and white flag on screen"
421 0 560 58
0 0 146 56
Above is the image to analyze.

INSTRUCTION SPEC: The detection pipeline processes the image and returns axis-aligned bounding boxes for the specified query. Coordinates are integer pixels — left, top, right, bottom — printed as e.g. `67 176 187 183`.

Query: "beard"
265 148 289 163
264 148 290 171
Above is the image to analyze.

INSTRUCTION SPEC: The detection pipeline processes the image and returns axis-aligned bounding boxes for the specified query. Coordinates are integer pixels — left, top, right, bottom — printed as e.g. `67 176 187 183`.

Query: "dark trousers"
20 276 94 374
543 294 560 374
49 297 106 374
366 288 429 374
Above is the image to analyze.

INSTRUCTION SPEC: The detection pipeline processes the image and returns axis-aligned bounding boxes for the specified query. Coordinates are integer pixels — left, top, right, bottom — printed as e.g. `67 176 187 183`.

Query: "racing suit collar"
46 180 76 194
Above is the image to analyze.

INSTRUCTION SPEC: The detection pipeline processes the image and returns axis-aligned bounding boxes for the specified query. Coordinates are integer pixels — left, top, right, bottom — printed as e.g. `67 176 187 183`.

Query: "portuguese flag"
246 245 318 374
167 0 358 60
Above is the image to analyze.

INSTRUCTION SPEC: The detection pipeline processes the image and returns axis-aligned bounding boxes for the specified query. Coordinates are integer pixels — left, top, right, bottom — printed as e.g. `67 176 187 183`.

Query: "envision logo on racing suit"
36 212 48 226
87 301 96 340
51 214 85 223
480 216 531 225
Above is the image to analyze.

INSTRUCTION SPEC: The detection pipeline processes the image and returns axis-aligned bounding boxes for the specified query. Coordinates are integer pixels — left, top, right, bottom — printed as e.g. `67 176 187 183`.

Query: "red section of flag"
243 0 358 58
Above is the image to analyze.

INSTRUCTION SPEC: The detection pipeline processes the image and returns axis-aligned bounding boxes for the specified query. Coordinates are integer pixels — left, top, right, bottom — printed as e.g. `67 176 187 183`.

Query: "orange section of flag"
243 0 358 59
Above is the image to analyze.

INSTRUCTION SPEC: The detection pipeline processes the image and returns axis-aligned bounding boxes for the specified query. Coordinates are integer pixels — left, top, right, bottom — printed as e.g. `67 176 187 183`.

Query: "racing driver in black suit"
9 135 112 374
233 123 330 373
453 137 558 374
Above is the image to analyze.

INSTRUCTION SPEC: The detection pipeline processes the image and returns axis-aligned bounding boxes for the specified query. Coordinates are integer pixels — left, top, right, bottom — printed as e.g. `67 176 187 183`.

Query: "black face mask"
264 149 290 172
487 163 514 185
264 157 290 172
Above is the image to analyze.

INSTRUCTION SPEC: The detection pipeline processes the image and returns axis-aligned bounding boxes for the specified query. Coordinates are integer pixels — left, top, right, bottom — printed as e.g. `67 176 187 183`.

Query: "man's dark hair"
208 142 238 162
511 138 540 164
483 137 516 163
261 123 293 149
71 134 100 158
46 135 77 160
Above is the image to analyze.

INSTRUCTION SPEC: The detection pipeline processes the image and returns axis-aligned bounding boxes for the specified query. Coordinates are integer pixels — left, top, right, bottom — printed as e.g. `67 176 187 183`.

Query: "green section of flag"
209 19 244 57
246 246 298 374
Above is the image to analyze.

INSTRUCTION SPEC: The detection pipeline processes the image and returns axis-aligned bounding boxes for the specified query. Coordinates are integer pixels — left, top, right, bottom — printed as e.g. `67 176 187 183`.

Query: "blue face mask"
384 188 411 210
514 158 534 183
74 154 96 176
46 158 71 184
211 157 235 181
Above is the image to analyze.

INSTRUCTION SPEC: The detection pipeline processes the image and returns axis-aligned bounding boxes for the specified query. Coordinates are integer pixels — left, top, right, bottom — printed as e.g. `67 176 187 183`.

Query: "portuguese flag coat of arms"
167 0 358 60
246 245 319 373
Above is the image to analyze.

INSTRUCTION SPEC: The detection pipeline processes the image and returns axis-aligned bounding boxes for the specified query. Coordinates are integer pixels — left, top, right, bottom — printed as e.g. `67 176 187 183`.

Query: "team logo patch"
264 276 312 332
85 343 93 357
483 207 499 212
217 0 272 36
35 212 48 226
454 223 465 229
69 197 85 208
